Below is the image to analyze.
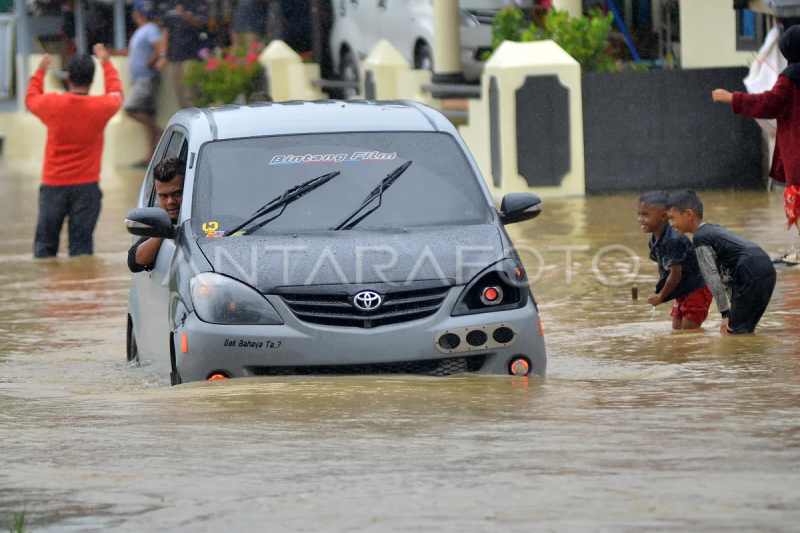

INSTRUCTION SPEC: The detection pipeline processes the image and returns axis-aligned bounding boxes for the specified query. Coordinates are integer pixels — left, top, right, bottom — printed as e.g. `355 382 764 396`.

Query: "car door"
137 128 188 363
350 0 381 60
377 0 416 64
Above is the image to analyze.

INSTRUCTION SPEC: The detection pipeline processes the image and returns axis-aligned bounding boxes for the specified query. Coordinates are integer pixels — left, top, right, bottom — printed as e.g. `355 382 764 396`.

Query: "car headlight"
452 259 529 316
190 273 283 325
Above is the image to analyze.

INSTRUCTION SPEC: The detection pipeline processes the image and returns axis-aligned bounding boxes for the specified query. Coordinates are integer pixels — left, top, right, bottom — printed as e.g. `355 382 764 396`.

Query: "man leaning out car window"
127 158 185 273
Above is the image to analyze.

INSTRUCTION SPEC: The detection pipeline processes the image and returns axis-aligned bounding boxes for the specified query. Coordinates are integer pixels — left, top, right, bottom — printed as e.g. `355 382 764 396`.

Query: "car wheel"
126 316 140 365
340 49 360 99
415 42 433 72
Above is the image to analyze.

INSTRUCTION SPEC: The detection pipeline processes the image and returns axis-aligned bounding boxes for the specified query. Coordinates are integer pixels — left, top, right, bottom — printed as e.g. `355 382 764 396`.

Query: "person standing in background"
232 0 270 48
277 0 310 53
125 0 164 167
157 0 208 109
25 45 124 258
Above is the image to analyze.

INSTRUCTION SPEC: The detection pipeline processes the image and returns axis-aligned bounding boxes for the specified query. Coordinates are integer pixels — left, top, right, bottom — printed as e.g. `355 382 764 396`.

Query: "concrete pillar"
432 0 462 83
75 0 87 55
113 0 126 51
552 0 582 17
362 40 409 100
460 40 585 199
258 40 325 102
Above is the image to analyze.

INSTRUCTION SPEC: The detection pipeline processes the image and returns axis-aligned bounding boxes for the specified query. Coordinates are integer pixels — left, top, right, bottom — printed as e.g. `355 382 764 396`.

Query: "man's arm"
95 44 124 96
128 238 163 273
649 265 682 306
92 44 124 118
716 77 793 119
695 245 730 319
157 27 169 70
146 29 164 68
25 55 54 124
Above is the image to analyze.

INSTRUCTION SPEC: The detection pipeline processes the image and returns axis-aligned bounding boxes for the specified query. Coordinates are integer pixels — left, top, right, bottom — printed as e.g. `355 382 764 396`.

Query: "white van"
330 0 533 91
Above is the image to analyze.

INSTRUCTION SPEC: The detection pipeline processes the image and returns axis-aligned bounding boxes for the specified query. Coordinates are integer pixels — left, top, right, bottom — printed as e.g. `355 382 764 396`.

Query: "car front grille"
279 285 451 328
248 354 487 377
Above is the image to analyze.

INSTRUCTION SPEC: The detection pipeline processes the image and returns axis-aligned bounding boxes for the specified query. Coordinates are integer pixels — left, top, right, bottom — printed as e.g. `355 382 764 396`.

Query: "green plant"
9 512 27 533
184 42 266 108
487 7 620 73
490 5 528 52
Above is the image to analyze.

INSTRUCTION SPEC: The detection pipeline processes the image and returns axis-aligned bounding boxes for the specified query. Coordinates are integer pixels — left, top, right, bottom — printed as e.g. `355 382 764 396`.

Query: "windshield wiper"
332 161 412 231
225 171 341 236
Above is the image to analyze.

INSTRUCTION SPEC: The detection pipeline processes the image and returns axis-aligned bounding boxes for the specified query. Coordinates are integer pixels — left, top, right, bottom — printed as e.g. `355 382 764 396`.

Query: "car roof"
174 100 452 141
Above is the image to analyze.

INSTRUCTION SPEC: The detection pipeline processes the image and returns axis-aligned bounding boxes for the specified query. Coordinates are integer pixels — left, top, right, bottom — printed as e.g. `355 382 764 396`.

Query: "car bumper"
174 289 546 383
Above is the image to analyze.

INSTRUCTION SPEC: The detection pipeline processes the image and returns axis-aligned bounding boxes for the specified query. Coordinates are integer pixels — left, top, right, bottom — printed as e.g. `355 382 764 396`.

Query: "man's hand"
647 293 663 306
93 43 111 65
712 89 733 104
37 54 52 74
155 57 167 72
720 317 733 335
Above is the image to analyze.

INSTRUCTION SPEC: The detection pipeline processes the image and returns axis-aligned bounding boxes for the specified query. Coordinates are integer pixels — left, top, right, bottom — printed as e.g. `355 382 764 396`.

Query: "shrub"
488 7 618 73
184 42 266 107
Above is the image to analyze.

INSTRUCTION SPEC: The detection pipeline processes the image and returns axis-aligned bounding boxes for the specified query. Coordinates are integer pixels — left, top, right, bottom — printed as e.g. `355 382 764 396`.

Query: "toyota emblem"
353 291 382 311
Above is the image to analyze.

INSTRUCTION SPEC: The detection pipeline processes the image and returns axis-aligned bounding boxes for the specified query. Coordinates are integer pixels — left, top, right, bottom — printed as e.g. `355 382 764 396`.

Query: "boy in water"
667 190 776 335
638 192 712 330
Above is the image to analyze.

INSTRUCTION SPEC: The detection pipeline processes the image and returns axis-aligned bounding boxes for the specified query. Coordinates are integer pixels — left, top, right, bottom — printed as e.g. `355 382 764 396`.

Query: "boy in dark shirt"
638 192 712 330
667 190 776 335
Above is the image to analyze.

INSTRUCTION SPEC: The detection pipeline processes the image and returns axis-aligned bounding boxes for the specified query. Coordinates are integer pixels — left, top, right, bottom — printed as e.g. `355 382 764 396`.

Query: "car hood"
197 225 506 293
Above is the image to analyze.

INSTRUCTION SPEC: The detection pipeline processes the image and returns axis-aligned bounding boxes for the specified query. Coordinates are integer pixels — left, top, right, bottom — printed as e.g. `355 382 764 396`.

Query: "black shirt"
692 223 775 317
128 237 155 273
159 0 209 61
649 224 707 301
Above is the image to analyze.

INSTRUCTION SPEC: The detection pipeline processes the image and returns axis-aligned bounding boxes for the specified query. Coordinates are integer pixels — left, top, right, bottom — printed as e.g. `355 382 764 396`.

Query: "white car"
330 0 533 92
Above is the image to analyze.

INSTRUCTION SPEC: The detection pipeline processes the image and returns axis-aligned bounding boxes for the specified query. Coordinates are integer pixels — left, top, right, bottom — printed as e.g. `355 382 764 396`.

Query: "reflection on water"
1 161 799 532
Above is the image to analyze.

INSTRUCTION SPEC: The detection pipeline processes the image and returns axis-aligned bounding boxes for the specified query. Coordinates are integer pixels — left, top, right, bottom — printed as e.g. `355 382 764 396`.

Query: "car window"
165 131 186 159
193 132 491 235
145 130 187 207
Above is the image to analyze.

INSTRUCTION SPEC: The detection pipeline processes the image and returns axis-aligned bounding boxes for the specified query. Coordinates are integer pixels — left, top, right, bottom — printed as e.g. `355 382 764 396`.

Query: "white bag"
744 26 787 95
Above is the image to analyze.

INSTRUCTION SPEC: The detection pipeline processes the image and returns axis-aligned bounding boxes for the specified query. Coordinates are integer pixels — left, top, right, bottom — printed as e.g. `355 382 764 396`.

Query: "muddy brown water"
1 161 799 532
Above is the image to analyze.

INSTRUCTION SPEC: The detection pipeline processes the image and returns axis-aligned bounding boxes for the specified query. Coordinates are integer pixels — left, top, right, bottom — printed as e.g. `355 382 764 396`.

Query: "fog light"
509 358 530 376
480 286 503 306
208 373 229 381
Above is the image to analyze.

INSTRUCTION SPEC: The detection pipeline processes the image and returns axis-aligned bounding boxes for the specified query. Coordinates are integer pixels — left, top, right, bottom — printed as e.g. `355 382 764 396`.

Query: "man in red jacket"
26 43 124 258
713 25 800 234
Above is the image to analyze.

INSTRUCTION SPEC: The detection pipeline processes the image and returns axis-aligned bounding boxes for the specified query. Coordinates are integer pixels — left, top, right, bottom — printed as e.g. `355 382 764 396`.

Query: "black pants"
34 183 103 258
729 272 777 334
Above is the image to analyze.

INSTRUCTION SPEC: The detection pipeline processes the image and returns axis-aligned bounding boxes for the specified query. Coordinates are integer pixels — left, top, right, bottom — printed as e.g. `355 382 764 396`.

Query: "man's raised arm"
25 55 55 124
94 44 124 115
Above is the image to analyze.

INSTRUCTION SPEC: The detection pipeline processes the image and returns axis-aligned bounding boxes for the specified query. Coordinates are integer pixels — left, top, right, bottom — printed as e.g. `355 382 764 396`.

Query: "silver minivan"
125 100 546 384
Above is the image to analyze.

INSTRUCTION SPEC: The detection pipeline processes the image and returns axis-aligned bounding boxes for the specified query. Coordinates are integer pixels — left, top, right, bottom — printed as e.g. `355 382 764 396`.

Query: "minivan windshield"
193 132 491 235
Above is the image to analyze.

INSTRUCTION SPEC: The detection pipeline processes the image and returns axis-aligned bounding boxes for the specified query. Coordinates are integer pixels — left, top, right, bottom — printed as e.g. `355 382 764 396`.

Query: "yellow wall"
679 0 753 69
552 0 582 17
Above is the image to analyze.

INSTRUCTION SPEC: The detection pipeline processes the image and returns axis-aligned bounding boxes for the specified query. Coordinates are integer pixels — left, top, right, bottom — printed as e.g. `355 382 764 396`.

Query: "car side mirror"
499 193 542 225
125 207 176 239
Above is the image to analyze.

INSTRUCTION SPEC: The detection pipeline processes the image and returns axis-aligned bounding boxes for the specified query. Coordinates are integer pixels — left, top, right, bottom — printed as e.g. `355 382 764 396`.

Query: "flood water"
1 161 799 532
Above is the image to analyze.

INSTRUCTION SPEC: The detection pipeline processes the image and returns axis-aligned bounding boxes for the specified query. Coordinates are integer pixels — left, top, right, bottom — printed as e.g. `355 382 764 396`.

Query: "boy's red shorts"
670 286 713 325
